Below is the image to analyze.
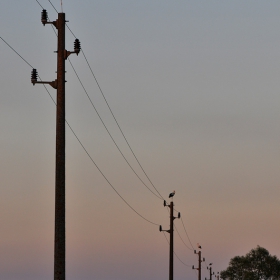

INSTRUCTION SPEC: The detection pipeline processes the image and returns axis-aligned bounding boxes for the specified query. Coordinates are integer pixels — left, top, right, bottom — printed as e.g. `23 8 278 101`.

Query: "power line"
180 215 195 250
0 37 34 68
40 78 160 228
80 48 165 201
162 232 192 268
167 205 194 251
35 0 195 243
35 0 44 9
5 3 215 277
44 0 165 201
174 224 193 251
48 0 58 13
68 58 163 200
1 35 160 227
63 16 165 201
65 118 160 226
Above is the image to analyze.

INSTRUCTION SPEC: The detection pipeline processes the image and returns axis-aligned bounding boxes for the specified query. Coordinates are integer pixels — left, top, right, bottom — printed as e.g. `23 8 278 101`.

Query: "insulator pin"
31 69 38 85
74 39 81 55
41 9 48 25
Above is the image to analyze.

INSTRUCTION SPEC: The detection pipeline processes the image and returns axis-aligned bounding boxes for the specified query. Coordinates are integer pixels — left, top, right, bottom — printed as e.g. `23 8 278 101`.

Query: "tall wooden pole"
209 266 213 280
198 251 201 280
169 201 174 280
54 12 66 280
160 200 180 280
32 9 80 280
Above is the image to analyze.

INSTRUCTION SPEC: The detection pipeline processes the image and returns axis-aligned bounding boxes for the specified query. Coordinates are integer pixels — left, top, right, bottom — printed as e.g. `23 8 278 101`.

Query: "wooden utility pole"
207 264 213 280
193 249 204 280
169 201 174 280
54 12 66 280
31 9 80 280
198 250 202 280
159 200 180 280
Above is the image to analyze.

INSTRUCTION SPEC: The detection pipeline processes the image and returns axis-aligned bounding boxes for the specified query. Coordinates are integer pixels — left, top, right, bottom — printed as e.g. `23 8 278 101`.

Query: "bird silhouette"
169 190 175 198
197 243 202 249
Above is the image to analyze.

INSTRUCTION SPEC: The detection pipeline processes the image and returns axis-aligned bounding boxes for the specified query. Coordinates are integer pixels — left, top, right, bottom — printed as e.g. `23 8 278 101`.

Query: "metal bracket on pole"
31 69 58 89
33 80 58 89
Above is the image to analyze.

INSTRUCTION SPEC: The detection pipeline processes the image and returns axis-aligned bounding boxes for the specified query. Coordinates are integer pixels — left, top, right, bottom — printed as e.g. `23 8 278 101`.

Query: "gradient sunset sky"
1 1 280 279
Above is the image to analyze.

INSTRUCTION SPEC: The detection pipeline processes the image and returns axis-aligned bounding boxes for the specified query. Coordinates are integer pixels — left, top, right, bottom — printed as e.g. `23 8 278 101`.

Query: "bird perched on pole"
169 190 175 198
197 243 202 249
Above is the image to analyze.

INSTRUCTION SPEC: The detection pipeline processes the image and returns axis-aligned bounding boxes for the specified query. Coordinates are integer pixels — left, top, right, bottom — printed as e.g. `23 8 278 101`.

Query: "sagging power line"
1 32 160 229
44 0 166 202
3 1 197 252
53 8 166 201
4 2 202 278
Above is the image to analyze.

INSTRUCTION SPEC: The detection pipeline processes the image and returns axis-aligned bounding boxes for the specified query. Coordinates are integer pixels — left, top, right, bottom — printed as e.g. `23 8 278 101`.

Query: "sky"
1 1 280 279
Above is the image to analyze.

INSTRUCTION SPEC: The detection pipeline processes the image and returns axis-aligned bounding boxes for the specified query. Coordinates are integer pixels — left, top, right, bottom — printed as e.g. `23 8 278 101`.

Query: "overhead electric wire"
35 0 44 9
1 37 34 68
180 215 195 250
173 204 195 251
202 263 208 270
79 48 165 201
43 0 165 201
48 0 58 13
63 20 165 201
172 202 195 250
7 2 214 276
65 119 160 226
1 35 160 227
68 57 163 200
174 224 192 251
162 232 192 268
36 0 198 238
165 203 194 251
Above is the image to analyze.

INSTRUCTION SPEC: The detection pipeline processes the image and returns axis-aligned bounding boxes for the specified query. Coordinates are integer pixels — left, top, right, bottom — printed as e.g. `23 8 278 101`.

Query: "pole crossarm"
32 78 58 89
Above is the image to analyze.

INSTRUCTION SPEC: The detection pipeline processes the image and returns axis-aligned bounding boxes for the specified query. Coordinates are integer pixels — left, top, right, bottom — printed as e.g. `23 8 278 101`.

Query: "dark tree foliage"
220 246 280 280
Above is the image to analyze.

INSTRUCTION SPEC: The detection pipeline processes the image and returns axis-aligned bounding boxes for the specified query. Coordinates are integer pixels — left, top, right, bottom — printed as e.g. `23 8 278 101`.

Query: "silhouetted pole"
31 9 81 280
54 13 66 280
208 265 213 280
169 201 174 280
159 200 180 280
193 249 204 280
206 263 214 280
198 251 202 280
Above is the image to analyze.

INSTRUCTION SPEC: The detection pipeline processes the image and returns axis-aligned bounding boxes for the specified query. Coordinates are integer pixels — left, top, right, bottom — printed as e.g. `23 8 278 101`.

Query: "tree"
220 246 280 280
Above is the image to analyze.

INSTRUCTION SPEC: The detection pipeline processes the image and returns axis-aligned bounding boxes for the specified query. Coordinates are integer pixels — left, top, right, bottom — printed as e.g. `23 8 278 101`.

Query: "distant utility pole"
206 263 213 280
159 200 180 280
192 246 205 280
31 9 80 280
